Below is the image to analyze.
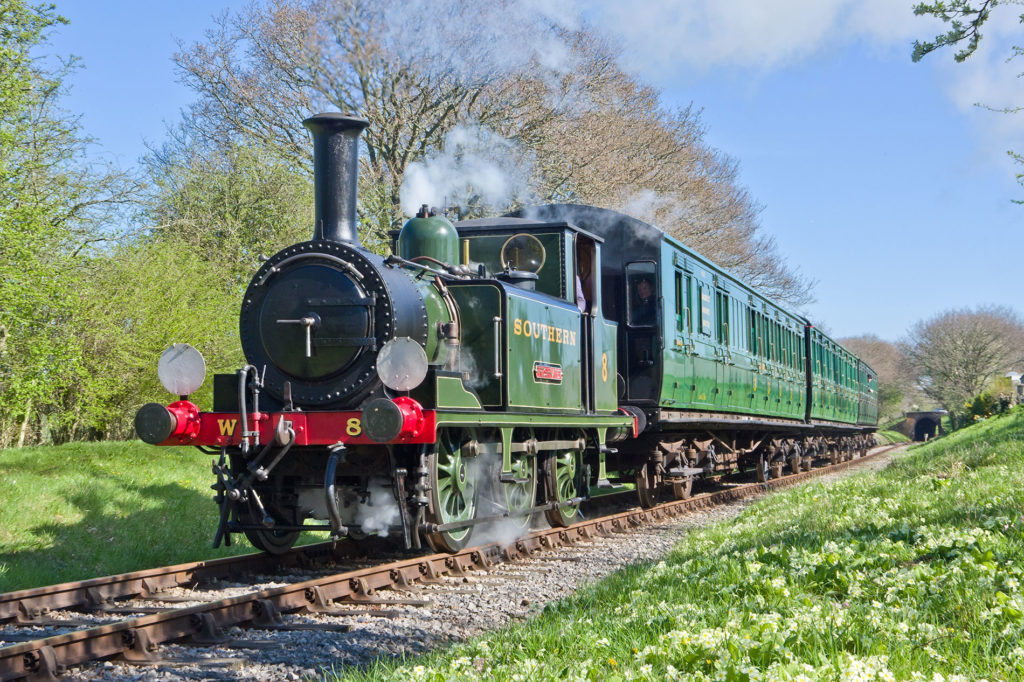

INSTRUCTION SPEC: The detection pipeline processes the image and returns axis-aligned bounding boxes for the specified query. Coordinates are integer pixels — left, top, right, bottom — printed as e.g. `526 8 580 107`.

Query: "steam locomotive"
135 113 877 554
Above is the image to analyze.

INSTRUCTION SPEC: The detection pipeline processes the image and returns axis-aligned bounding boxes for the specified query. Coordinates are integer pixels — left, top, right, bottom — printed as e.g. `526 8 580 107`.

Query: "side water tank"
397 205 459 266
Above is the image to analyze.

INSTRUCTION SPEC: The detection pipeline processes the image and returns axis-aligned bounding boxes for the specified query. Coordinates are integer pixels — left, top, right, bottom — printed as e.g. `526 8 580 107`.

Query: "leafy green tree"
0 1 138 446
911 0 1013 63
143 138 313 277
913 1 1024 197
68 237 246 438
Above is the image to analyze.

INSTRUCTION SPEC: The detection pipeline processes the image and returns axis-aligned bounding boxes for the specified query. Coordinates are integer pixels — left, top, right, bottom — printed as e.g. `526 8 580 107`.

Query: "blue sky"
47 1 1022 341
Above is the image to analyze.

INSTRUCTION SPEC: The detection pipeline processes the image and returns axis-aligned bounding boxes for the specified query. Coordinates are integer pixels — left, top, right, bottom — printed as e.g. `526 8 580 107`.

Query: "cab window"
625 261 658 327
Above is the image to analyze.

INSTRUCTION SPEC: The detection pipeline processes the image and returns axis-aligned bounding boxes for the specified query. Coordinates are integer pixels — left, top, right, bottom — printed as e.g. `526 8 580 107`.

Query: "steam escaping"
461 449 552 550
619 189 700 231
353 478 401 537
399 125 536 218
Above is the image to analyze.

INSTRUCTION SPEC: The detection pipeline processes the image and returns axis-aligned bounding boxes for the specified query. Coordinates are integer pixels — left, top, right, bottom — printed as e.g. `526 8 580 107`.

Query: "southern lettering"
512 318 577 346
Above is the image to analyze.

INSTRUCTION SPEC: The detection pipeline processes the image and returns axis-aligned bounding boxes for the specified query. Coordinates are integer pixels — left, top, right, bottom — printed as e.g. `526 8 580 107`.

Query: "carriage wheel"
788 449 802 475
635 462 664 508
423 429 479 553
672 477 694 500
543 447 581 527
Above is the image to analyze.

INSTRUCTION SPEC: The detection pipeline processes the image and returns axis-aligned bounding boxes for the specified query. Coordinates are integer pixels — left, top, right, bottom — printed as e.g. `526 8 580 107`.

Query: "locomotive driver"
633 274 657 326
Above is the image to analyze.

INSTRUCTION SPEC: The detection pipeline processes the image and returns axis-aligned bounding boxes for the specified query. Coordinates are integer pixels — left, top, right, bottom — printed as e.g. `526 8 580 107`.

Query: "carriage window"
674 271 691 333
626 261 658 327
759 314 766 357
674 272 683 331
749 309 757 354
715 291 730 345
700 286 712 336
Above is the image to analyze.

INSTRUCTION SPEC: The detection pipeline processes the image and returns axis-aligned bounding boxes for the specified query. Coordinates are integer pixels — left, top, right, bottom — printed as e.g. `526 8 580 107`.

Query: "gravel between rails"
58 451 899 682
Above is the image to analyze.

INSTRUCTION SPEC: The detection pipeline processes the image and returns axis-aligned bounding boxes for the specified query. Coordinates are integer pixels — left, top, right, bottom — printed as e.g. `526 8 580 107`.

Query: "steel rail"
0 444 903 681
0 541 352 626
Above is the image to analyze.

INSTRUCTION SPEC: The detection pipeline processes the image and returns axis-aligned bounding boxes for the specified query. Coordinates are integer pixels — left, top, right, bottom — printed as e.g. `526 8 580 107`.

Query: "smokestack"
303 113 370 245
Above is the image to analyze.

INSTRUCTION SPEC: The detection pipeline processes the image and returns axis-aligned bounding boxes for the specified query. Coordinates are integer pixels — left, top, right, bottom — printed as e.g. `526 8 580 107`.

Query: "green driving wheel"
423 429 479 553
502 449 537 530
544 448 581 527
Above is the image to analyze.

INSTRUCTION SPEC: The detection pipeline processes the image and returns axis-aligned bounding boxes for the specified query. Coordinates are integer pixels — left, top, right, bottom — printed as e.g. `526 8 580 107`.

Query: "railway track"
0 443 904 681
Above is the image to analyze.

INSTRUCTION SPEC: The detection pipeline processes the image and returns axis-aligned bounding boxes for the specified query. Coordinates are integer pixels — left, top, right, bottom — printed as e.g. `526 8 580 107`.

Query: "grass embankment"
340 408 1024 681
875 430 910 444
0 441 254 591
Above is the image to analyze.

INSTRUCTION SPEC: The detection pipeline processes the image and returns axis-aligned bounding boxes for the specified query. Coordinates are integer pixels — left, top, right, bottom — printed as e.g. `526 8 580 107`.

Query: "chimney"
302 113 370 245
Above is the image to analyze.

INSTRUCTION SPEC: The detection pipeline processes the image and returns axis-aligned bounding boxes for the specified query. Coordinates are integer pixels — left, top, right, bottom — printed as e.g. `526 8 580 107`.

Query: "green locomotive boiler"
135 113 877 554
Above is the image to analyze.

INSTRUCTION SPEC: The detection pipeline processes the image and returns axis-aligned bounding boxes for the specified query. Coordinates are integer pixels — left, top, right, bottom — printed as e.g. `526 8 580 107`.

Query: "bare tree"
839 334 918 422
899 306 1024 421
166 0 813 302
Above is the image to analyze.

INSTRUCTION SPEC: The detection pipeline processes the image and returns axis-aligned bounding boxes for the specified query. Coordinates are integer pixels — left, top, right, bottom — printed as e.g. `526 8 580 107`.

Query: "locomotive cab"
451 218 618 417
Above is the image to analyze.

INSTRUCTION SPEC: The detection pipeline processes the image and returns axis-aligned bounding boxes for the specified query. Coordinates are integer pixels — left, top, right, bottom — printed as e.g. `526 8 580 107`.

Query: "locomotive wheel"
501 448 538 531
237 506 300 555
635 462 664 508
543 448 581 527
423 429 479 553
770 461 784 479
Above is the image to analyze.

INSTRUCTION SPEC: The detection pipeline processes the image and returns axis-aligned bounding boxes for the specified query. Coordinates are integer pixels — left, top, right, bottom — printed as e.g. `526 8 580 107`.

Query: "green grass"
335 407 1024 681
0 441 255 591
875 429 910 444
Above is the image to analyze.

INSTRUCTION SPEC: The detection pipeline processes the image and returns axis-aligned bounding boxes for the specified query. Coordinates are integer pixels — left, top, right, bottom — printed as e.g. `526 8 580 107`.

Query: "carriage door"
575 234 598 412
624 261 660 401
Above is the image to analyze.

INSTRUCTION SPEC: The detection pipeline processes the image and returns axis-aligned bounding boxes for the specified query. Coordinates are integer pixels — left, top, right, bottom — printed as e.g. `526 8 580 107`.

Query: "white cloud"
579 0 954 79
577 0 1022 174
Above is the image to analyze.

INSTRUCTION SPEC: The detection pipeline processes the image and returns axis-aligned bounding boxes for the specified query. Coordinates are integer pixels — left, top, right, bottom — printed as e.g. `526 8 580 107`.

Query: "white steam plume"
399 125 535 217
353 478 400 538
